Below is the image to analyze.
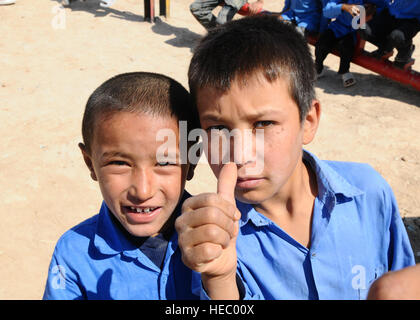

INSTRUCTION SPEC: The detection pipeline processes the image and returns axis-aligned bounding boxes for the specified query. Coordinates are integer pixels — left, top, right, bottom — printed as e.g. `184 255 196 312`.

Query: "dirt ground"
0 0 419 300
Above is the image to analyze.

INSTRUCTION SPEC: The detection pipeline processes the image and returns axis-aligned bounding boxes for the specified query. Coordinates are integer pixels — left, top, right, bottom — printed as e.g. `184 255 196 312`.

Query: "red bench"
305 34 420 92
237 3 420 91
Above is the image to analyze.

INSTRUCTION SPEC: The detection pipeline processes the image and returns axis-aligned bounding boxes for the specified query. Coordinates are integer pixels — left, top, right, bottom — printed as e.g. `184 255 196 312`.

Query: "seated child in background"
361 0 420 68
43 72 201 300
279 0 323 36
189 0 264 30
176 15 415 300
315 0 366 87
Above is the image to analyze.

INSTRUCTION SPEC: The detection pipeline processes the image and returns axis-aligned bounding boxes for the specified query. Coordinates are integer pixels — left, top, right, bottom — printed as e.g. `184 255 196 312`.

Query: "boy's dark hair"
188 15 316 122
82 72 200 153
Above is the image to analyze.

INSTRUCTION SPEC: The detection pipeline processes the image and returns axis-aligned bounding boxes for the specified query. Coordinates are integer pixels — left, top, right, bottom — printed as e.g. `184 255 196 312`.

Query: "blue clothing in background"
320 0 389 34
236 150 415 300
388 0 420 22
282 0 323 32
43 192 201 300
323 0 364 38
366 0 387 11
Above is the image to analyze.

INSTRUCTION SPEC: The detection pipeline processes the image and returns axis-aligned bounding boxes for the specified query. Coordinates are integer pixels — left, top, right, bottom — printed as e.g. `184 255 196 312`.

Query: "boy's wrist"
201 270 239 300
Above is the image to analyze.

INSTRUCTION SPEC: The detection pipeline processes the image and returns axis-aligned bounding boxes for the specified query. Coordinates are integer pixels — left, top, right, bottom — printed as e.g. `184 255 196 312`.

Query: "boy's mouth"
236 177 264 189
122 205 162 215
126 206 159 214
122 205 163 224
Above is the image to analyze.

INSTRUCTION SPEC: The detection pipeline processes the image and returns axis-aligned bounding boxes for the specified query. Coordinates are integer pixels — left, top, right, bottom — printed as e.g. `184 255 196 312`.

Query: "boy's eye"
157 161 177 167
255 121 274 128
207 125 227 131
109 160 128 166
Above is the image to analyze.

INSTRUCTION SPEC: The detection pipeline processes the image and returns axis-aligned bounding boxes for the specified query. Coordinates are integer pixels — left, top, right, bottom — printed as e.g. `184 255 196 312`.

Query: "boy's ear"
78 142 98 181
302 99 321 145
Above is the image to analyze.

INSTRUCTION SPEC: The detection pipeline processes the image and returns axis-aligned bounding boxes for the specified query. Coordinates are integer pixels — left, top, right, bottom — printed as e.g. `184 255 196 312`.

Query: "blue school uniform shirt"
387 0 420 22
282 0 323 32
322 0 364 38
43 192 201 300
235 150 415 300
366 0 387 10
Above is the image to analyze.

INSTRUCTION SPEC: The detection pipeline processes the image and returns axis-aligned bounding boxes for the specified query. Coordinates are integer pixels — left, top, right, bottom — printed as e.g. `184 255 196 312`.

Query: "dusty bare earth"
0 0 419 299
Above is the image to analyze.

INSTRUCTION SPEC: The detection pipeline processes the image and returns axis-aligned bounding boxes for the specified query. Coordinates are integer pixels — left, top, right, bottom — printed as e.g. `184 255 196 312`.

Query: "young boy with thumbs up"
175 15 415 300
43 72 203 300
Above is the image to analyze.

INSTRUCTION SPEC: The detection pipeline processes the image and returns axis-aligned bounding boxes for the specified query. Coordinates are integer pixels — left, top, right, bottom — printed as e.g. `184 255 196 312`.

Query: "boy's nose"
128 169 155 201
229 129 259 166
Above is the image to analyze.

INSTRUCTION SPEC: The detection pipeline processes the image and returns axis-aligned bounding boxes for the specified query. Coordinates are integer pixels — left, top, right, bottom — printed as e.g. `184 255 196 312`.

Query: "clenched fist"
175 162 241 299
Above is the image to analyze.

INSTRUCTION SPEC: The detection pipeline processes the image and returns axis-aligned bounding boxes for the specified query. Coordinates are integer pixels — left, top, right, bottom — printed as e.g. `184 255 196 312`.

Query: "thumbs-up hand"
217 162 238 203
175 162 241 299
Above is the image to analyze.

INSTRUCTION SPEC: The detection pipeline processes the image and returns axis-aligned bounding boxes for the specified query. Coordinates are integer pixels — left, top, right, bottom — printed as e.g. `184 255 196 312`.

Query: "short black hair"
82 72 200 153
188 15 316 122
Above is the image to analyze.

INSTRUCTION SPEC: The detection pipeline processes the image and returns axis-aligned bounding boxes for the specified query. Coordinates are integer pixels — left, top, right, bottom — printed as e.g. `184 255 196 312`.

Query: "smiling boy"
43 72 201 299
175 15 415 300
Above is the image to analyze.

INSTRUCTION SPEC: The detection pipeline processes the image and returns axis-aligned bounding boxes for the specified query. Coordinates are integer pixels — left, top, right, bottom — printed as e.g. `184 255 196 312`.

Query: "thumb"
217 162 238 204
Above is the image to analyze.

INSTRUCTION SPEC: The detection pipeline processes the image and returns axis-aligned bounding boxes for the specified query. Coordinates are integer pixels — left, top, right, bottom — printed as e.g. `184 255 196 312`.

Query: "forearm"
202 272 239 300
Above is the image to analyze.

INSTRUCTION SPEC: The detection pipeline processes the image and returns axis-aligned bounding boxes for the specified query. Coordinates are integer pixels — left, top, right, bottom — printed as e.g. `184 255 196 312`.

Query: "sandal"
341 72 356 88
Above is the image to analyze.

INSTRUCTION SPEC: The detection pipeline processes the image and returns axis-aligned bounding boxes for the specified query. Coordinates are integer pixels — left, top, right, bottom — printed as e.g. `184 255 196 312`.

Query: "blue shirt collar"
93 202 140 258
93 191 190 258
303 149 364 202
237 149 364 227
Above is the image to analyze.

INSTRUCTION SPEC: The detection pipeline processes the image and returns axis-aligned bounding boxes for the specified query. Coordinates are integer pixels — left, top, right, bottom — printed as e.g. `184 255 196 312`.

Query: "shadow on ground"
52 0 203 51
315 67 420 108
151 17 202 51
51 0 144 22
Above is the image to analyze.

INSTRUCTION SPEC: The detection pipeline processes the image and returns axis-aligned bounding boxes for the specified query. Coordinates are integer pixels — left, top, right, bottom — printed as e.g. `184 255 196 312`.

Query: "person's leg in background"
337 33 357 87
190 0 223 30
315 28 339 77
388 18 420 67
337 33 356 75
361 8 396 56
216 0 247 25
